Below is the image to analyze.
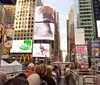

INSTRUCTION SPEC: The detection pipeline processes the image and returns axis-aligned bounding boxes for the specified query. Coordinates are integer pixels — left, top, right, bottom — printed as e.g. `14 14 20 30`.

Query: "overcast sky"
44 0 73 61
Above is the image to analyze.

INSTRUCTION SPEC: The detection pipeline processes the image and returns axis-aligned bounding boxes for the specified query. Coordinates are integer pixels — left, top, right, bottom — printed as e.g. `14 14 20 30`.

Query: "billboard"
32 43 50 57
75 29 85 45
10 40 32 53
4 25 14 49
35 6 54 22
97 20 100 37
91 42 100 57
34 23 55 40
75 46 88 65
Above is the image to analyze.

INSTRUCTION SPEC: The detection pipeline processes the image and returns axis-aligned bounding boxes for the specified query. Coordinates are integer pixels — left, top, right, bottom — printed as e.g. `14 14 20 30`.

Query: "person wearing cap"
26 63 35 77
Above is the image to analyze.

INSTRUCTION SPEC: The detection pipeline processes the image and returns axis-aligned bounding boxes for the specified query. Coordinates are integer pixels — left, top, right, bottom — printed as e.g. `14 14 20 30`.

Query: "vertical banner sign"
4 25 14 49
75 46 88 66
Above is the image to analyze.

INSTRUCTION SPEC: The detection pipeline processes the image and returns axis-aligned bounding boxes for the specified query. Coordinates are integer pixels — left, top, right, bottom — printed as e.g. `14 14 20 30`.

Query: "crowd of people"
0 63 65 85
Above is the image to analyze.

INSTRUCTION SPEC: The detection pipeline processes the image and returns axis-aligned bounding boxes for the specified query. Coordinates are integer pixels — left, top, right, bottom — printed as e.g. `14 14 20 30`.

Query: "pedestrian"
94 74 100 85
26 63 35 77
0 70 6 85
64 64 71 85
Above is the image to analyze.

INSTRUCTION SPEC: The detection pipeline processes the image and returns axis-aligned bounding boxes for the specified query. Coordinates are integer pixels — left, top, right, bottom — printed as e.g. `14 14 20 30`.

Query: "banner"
76 46 87 54
4 25 14 49
75 29 85 45
75 46 88 65
91 42 100 57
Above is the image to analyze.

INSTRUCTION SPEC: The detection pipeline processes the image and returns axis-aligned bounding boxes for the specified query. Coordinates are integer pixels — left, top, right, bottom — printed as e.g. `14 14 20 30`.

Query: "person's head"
35 65 42 76
16 73 27 79
46 68 52 77
4 77 29 85
0 71 6 85
28 63 34 70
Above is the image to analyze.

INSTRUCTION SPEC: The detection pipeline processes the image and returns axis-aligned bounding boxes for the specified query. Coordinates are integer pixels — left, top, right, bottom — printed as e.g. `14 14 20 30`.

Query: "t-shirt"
66 68 70 73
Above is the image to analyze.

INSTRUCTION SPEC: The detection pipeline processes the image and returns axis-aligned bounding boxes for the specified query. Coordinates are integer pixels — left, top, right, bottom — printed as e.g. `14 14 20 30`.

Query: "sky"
44 0 73 61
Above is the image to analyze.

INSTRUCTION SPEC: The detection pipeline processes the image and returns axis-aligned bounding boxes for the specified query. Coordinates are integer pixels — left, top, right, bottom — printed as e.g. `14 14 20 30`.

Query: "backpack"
41 79 48 85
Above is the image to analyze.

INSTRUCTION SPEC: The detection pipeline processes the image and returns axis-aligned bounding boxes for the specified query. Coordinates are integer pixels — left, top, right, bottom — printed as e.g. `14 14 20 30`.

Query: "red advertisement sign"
76 46 87 54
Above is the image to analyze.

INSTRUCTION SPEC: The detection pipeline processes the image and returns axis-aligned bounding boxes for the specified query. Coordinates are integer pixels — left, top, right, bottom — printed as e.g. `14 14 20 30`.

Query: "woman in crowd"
0 70 6 85
26 63 35 77
4 77 29 85
94 74 100 85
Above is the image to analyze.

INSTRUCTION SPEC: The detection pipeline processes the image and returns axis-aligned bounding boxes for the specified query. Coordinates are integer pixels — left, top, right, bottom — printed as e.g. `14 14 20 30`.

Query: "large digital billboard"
97 20 100 37
35 6 54 22
10 40 32 53
32 43 50 57
91 41 100 57
34 23 55 40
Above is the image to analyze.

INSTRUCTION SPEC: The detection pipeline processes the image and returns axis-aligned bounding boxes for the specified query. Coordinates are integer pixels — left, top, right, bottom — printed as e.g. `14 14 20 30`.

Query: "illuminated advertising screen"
97 20 100 37
10 40 32 53
34 23 55 40
91 42 100 57
32 43 50 57
35 6 54 22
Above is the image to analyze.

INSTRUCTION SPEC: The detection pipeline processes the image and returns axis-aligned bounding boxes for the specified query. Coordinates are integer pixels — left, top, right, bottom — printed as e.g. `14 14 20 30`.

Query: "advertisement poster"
34 23 55 40
32 43 50 57
35 6 54 22
75 46 88 65
10 40 32 53
91 42 100 57
4 25 14 49
75 53 88 65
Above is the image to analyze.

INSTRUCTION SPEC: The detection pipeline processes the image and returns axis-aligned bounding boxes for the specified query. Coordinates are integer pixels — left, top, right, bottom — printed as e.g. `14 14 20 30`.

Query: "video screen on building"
32 43 50 57
34 23 55 40
35 6 54 22
10 40 32 53
97 20 100 37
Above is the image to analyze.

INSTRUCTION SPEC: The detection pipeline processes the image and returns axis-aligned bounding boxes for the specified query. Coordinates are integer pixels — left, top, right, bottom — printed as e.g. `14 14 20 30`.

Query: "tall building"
67 5 74 61
10 0 43 59
78 0 96 41
14 0 42 40
74 0 79 28
92 0 100 37
54 12 62 61
0 5 15 24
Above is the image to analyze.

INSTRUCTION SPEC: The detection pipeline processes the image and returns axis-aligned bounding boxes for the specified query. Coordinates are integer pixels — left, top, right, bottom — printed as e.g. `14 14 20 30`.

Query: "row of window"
14 37 33 40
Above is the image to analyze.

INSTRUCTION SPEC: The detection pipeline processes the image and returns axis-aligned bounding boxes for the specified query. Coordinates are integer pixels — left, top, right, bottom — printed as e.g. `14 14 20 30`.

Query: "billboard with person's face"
34 23 55 40
32 43 50 57
10 40 32 53
35 6 54 22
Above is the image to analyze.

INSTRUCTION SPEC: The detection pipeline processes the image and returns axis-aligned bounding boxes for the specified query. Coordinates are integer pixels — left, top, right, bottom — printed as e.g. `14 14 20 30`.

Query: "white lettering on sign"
76 46 87 54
